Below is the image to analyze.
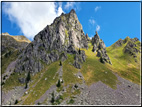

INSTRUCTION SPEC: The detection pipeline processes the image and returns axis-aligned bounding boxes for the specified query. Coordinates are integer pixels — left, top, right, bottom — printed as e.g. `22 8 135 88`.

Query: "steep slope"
106 36 141 84
1 33 30 74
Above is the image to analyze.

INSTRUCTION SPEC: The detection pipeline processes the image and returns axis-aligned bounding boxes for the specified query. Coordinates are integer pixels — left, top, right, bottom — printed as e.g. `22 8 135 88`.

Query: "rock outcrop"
123 37 140 61
114 39 123 47
14 9 88 73
91 32 112 64
73 50 86 69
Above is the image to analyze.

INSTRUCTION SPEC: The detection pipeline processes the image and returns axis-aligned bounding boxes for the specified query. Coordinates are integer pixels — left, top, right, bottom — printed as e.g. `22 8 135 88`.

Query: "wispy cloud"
95 6 101 12
89 19 95 26
3 2 64 40
96 25 100 32
64 2 81 11
64 2 75 10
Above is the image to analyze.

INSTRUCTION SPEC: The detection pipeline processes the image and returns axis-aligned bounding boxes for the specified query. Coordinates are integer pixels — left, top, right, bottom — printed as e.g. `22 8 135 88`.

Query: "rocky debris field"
2 86 28 105
73 73 141 105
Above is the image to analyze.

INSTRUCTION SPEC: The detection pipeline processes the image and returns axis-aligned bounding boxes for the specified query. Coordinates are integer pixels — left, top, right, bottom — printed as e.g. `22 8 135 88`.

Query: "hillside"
1 9 141 105
106 37 141 84
1 32 31 90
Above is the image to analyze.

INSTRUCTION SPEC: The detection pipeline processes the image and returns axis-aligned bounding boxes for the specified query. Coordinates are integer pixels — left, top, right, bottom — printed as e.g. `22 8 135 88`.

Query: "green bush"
1 82 5 86
37 102 41 105
5 51 12 58
78 48 81 54
26 71 31 83
51 92 55 104
15 99 18 104
56 80 61 87
68 99 74 104
100 57 105 64
60 61 62 66
25 82 28 89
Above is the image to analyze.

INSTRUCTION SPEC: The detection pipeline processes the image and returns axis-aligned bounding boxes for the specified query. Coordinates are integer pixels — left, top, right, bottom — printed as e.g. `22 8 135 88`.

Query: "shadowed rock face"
14 9 88 73
91 32 112 64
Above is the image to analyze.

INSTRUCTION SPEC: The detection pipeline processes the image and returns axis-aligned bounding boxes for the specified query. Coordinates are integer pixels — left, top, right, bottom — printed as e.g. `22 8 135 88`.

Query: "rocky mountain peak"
69 9 77 19
92 32 111 64
70 9 76 14
14 9 88 73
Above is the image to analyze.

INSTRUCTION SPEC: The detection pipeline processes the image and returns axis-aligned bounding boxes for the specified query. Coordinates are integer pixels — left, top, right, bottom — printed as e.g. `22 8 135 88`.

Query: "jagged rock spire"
91 32 112 65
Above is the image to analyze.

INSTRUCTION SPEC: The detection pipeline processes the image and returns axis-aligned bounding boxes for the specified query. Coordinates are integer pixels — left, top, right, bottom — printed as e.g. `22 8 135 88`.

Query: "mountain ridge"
1 9 141 105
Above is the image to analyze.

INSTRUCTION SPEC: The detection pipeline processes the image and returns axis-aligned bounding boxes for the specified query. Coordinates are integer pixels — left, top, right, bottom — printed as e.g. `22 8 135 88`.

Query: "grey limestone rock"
91 32 112 64
73 50 86 69
18 78 26 84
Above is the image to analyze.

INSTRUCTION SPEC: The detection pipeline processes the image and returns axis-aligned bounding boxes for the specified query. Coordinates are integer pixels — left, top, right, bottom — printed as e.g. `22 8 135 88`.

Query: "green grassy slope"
22 61 60 105
62 54 82 86
106 38 141 84
80 43 118 89
2 37 140 105
17 43 118 105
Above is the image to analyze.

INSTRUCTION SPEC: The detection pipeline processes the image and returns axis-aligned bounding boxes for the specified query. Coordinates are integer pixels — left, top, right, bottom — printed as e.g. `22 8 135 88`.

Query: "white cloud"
95 6 101 12
96 25 100 32
64 2 81 11
89 19 95 25
64 2 75 10
3 2 64 40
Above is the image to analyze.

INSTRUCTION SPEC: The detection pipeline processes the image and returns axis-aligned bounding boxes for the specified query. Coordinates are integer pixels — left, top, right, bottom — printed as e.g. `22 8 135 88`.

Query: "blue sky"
2 2 141 47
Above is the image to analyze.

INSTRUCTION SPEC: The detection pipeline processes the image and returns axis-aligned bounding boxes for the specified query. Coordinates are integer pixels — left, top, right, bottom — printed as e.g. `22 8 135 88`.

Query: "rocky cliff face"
14 9 88 73
91 32 112 64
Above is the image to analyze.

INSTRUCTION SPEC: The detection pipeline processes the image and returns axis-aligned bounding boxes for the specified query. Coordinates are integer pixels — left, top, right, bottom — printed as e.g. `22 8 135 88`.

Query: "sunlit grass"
80 43 118 89
22 61 60 105
106 40 140 84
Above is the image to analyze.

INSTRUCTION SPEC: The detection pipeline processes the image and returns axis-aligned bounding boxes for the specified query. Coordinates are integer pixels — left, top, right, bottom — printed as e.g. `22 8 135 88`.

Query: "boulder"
18 78 26 84
73 50 86 69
